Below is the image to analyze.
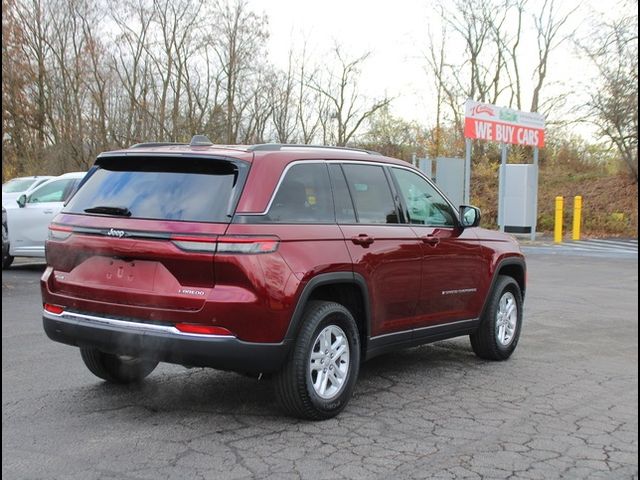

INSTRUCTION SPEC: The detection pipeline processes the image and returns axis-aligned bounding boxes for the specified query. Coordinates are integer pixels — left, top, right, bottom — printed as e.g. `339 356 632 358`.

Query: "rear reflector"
175 323 233 336
44 303 65 315
48 225 73 241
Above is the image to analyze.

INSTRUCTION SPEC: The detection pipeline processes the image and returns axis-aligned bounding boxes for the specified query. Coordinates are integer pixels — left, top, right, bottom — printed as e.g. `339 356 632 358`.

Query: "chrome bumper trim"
42 309 234 339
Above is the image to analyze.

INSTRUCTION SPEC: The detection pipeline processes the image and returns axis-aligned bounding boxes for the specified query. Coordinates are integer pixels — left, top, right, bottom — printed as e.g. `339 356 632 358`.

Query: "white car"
2 175 54 208
3 172 87 268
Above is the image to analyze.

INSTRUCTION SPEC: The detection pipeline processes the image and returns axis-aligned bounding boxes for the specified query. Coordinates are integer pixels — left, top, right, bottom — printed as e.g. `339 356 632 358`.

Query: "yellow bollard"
572 196 582 241
554 196 563 243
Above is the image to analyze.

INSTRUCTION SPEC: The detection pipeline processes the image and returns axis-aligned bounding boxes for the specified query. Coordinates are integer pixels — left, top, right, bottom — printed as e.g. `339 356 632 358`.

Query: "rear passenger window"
267 163 334 223
342 164 399 224
328 164 356 223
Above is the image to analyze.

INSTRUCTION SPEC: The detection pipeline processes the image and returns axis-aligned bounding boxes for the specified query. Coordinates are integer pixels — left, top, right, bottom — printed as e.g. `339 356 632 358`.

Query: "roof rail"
129 142 187 149
129 135 214 149
247 143 380 155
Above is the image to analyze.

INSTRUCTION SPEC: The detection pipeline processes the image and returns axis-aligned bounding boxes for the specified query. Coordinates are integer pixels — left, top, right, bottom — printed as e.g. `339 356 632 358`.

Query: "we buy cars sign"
464 100 545 147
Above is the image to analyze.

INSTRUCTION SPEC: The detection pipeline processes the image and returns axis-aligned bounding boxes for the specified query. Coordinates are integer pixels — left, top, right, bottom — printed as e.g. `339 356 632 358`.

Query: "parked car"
3 172 86 268
41 138 526 420
2 175 54 208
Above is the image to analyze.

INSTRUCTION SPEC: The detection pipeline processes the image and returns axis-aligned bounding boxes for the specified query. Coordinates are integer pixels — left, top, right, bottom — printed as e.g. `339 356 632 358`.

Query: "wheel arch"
480 256 526 319
284 272 371 356
498 258 526 298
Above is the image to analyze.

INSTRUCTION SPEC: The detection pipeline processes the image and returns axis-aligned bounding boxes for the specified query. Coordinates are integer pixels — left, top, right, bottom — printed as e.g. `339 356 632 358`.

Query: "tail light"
216 236 279 254
170 235 217 253
47 226 279 254
171 235 279 254
48 225 73 241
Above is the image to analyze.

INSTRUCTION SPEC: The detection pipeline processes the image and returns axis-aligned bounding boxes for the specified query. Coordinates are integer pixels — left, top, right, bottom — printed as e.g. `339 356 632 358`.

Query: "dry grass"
470 161 638 238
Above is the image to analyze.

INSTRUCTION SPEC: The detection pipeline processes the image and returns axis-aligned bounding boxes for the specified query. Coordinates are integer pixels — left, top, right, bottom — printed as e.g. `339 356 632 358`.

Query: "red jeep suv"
42 137 526 420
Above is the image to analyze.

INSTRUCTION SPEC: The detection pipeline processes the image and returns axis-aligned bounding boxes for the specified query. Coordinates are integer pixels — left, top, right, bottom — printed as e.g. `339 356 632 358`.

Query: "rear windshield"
64 156 248 223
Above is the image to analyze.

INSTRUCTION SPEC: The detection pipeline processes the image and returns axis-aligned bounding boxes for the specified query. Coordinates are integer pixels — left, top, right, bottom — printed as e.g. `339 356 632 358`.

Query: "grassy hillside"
471 161 638 238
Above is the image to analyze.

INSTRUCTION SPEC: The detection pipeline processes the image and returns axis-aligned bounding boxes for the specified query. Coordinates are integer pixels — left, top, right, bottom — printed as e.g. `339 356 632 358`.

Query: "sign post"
464 139 471 204
499 143 508 231
463 100 545 239
531 147 539 240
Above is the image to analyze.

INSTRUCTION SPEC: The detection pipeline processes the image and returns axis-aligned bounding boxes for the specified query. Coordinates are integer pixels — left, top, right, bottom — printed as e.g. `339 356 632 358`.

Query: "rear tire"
275 301 360 420
470 275 523 360
2 253 13 270
2 223 12 270
80 347 158 383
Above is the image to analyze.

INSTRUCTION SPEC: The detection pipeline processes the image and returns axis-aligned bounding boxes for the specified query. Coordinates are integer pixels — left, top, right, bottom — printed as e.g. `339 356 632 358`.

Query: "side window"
392 168 457 226
267 163 334 223
328 164 356 223
28 179 72 204
342 164 399 224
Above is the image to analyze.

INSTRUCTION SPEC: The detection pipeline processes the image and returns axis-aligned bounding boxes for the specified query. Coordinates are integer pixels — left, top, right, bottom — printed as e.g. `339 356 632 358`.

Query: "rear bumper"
43 310 291 373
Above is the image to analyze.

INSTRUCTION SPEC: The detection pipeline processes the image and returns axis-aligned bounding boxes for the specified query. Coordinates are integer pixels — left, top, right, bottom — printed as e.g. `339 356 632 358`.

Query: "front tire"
470 275 523 360
80 347 159 383
275 301 361 420
2 224 12 270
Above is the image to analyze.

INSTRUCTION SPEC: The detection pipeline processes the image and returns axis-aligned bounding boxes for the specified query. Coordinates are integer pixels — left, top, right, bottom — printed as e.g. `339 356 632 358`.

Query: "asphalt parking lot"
2 253 638 479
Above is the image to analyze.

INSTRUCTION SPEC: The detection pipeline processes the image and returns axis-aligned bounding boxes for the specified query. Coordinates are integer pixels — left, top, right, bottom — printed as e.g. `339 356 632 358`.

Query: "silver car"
3 172 86 268
2 175 54 208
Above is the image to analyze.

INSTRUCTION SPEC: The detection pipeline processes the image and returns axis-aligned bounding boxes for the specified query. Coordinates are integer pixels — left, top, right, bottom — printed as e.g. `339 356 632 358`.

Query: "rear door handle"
421 234 440 246
351 234 375 247
43 210 54 214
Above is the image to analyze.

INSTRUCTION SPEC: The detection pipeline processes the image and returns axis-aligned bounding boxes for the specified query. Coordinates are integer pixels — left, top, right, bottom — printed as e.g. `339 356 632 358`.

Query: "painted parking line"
522 239 638 258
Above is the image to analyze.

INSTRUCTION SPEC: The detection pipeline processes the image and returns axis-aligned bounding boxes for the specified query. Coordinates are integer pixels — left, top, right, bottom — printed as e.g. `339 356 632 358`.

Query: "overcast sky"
247 0 634 134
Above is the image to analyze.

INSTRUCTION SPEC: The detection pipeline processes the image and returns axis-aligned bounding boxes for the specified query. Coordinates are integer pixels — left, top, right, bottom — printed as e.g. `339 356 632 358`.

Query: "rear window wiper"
84 206 132 217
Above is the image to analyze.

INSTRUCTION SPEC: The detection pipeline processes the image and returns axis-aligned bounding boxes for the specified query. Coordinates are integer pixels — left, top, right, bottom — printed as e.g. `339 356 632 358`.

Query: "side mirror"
17 194 27 208
459 205 481 228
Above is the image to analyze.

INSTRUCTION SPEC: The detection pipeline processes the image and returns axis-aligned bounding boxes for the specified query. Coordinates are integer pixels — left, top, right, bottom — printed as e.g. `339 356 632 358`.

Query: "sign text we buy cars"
464 100 545 147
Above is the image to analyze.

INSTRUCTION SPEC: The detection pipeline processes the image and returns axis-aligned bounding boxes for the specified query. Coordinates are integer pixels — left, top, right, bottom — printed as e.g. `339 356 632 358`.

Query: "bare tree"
425 0 577 159
310 47 391 146
427 0 520 139
578 4 638 181
270 52 297 143
501 0 525 109
425 18 463 146
79 12 112 153
181 45 225 140
2 0 38 178
294 45 324 144
530 0 577 114
145 0 205 139
211 0 268 144
13 0 51 149
438 0 510 104
111 0 156 144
